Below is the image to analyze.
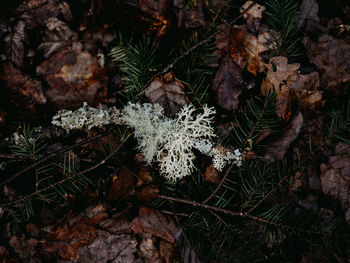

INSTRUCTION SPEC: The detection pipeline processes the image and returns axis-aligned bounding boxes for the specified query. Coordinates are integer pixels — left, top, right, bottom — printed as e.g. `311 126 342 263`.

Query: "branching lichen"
52 102 243 181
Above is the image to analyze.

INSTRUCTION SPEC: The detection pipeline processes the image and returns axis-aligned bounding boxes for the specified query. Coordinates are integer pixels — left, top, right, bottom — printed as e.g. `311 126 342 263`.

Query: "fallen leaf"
244 31 275 75
107 167 135 201
174 0 206 29
36 49 107 108
264 111 303 162
139 234 162 263
0 63 46 120
131 207 176 243
261 56 300 120
99 218 132 235
297 0 320 30
4 20 25 68
261 56 300 97
204 164 220 184
303 34 350 88
139 0 169 17
212 56 243 110
79 230 138 263
159 240 176 263
240 0 266 31
137 186 159 203
174 226 201 263
9 236 38 260
145 72 189 116
320 142 350 210
38 17 76 58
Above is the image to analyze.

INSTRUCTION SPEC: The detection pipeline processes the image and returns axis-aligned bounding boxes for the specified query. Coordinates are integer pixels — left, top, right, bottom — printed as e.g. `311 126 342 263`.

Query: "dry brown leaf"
131 207 176 243
139 234 162 263
9 236 38 260
79 230 138 263
240 0 266 31
36 49 107 109
4 20 25 69
0 62 46 119
320 142 350 210
244 31 275 75
139 0 169 17
160 240 176 263
204 164 220 184
261 56 300 120
303 34 350 88
145 72 189 116
264 111 303 162
216 24 274 75
174 0 205 29
38 17 76 58
107 167 135 201
261 56 300 96
212 56 243 110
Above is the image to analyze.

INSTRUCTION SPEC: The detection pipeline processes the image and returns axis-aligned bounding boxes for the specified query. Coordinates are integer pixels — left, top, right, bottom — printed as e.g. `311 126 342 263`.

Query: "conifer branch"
0 134 130 208
133 0 259 101
158 194 345 238
0 128 112 188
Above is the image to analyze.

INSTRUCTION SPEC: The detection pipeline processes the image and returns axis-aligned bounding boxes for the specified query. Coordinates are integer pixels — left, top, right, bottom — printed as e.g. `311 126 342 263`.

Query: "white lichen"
52 102 243 182
52 102 121 131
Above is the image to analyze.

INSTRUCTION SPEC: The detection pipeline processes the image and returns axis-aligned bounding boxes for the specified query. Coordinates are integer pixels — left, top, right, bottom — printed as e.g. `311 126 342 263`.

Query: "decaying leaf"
264 111 303 162
261 56 300 96
107 167 135 201
240 0 266 31
145 72 189 116
131 207 176 243
4 20 25 68
240 0 265 19
291 72 324 110
174 227 201 263
160 240 176 263
36 49 107 108
139 234 162 263
204 164 220 184
212 56 243 110
216 25 275 75
303 34 350 88
297 0 320 30
174 0 205 29
261 56 299 120
320 142 350 210
78 230 138 263
38 17 76 58
139 0 169 17
9 236 38 260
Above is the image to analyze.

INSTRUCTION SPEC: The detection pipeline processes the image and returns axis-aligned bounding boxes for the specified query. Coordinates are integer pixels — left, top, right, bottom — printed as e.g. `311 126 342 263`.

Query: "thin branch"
0 128 112 188
0 134 130 208
202 161 235 205
158 194 344 238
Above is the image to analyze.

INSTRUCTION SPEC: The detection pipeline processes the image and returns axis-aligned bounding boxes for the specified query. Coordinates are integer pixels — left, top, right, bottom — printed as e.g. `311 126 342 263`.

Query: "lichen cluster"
52 102 243 181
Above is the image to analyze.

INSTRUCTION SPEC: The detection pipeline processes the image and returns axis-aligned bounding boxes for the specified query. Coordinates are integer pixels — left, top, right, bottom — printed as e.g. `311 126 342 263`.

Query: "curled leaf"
145 72 189 116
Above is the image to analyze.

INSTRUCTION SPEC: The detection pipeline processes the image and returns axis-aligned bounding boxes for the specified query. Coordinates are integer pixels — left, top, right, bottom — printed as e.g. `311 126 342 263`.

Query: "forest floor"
0 0 350 262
